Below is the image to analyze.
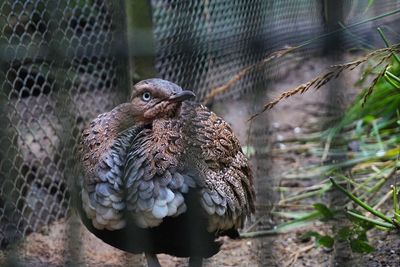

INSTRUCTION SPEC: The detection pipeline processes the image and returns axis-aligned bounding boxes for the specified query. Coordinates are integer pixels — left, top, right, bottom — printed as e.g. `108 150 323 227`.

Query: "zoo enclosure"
0 0 400 258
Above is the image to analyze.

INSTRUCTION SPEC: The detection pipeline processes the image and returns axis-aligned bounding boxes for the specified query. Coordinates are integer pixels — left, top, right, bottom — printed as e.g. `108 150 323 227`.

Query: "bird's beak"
169 90 196 102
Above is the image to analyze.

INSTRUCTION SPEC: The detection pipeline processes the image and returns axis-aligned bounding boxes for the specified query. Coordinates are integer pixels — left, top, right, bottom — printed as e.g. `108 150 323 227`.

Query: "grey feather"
210 191 222 205
96 183 111 197
170 172 184 189
112 201 126 211
137 197 155 211
139 189 153 200
159 171 172 186
202 191 213 206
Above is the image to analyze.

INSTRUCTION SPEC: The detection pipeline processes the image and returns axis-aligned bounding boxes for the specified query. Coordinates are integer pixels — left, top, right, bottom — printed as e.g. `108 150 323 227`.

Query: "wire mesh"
151 1 321 100
0 0 129 248
149 0 400 229
151 0 400 102
0 0 400 265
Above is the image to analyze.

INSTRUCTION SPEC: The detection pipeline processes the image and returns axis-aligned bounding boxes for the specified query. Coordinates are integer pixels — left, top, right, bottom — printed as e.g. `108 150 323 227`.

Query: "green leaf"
346 210 376 230
272 210 313 219
273 210 322 233
313 203 334 219
363 0 375 13
346 210 392 230
241 210 322 237
367 0 374 8
363 115 375 124
301 231 320 240
301 232 334 249
337 227 351 241
330 178 393 225
355 230 368 242
350 239 375 253
385 70 400 85
384 71 400 89
377 28 400 64
317 235 334 249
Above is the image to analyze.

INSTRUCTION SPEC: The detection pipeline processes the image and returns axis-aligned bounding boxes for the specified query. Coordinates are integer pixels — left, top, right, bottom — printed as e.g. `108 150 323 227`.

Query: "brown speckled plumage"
78 79 255 266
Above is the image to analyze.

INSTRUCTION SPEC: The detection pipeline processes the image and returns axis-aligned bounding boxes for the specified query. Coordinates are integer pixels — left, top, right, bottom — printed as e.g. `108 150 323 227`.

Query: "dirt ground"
1 54 399 266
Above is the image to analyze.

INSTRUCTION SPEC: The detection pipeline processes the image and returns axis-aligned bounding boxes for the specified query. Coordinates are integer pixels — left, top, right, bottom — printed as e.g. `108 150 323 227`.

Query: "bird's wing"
123 120 196 228
78 105 142 230
187 104 255 232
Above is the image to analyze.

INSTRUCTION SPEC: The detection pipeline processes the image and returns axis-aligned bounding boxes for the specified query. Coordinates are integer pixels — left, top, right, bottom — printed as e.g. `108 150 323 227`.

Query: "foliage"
243 30 400 254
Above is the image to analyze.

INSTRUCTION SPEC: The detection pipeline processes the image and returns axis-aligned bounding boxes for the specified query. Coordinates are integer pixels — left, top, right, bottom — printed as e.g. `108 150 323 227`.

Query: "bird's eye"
142 92 152 102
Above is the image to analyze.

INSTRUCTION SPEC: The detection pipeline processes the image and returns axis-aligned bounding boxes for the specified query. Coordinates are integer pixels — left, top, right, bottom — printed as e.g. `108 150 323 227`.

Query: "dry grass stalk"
249 43 400 121
204 46 298 102
362 62 390 106
286 243 315 267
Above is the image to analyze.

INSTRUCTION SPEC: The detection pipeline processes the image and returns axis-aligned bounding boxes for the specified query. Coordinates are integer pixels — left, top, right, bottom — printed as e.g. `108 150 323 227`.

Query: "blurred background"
0 1 400 266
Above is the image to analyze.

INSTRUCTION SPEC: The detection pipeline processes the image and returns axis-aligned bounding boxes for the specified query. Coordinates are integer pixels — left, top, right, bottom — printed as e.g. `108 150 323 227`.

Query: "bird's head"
129 79 196 122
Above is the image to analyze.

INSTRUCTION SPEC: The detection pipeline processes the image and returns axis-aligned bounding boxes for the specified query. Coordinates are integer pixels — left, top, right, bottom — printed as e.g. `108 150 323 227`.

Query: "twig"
240 229 280 238
286 244 315 267
372 189 393 210
243 215 265 233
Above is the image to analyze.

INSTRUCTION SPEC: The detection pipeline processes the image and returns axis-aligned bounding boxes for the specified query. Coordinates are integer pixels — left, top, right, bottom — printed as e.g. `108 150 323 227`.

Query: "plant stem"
377 27 400 64
346 210 394 229
330 178 393 224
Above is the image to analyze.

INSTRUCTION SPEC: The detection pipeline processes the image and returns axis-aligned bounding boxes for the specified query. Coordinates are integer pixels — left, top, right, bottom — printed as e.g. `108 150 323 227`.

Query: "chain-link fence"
152 1 400 101
0 0 400 265
0 0 129 248
149 0 400 233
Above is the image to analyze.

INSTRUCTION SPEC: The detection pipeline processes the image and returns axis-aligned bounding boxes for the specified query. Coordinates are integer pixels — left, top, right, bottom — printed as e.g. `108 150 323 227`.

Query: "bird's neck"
112 102 187 136
110 103 143 134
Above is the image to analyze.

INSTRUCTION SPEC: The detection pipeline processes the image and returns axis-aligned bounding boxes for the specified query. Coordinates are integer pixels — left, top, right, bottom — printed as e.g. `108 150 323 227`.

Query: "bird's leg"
188 256 203 267
145 253 161 267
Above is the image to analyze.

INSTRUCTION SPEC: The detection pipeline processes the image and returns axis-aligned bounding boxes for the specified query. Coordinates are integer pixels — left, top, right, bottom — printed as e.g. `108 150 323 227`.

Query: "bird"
77 78 255 267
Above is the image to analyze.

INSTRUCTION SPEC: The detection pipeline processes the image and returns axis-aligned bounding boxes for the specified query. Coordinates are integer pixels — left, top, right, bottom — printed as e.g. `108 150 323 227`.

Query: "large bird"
78 79 255 267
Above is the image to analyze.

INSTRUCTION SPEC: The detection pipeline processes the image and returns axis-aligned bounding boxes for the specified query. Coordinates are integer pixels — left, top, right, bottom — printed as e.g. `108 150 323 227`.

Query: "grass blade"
346 210 394 229
330 178 393 224
378 27 400 64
